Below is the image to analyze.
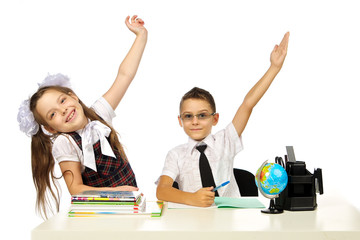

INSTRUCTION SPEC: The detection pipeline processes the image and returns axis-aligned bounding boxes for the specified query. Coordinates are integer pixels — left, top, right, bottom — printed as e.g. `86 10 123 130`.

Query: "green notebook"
214 197 265 208
168 197 265 209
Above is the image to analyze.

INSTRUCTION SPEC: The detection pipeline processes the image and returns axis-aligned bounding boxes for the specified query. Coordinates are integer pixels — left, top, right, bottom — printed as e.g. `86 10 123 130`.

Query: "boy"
156 32 290 207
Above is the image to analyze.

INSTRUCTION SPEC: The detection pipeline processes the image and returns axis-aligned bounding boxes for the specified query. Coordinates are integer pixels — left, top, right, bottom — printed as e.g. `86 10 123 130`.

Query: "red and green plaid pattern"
67 132 137 187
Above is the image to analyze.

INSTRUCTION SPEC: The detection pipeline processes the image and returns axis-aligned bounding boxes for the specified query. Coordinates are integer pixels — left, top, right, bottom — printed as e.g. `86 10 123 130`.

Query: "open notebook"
168 197 265 209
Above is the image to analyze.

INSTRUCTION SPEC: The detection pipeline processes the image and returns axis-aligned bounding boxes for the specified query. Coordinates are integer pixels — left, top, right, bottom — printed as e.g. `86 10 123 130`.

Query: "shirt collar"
186 133 216 155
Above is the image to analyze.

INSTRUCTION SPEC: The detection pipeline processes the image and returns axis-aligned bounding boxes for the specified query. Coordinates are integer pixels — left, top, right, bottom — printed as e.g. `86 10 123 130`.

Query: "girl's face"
178 99 219 141
35 89 88 133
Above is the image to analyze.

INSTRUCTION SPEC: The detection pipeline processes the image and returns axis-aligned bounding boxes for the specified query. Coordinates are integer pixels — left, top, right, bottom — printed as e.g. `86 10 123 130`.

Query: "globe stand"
261 198 283 214
255 160 287 215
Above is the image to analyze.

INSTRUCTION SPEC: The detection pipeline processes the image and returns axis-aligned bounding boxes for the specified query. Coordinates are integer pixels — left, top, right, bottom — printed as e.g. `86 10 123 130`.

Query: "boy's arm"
156 175 215 207
103 15 148 111
232 32 290 136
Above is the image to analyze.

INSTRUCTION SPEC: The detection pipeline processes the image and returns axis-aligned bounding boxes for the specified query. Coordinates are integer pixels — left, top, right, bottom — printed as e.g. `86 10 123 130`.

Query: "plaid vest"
67 132 137 188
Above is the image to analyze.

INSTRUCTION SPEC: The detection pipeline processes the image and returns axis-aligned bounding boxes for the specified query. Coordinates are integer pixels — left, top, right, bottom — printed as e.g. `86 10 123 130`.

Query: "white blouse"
52 97 116 172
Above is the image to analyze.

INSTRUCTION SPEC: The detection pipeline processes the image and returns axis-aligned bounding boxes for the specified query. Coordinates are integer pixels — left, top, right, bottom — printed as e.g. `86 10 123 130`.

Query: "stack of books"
68 190 163 217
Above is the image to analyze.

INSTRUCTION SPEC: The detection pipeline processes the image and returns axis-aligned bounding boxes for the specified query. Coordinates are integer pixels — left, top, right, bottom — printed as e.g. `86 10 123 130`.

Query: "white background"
1 0 359 238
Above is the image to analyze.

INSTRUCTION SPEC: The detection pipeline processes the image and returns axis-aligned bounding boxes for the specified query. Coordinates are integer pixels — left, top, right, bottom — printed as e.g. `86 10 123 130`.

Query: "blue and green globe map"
256 163 288 196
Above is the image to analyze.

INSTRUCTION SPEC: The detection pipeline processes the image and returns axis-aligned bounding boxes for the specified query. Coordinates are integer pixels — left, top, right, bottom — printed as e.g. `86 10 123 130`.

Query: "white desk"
32 194 360 240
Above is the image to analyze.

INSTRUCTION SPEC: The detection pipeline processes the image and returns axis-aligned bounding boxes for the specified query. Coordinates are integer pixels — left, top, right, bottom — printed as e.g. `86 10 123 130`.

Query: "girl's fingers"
131 15 138 24
123 186 139 191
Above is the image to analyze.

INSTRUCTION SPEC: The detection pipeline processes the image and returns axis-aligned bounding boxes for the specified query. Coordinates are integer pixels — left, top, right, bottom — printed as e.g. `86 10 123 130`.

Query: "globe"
255 160 288 214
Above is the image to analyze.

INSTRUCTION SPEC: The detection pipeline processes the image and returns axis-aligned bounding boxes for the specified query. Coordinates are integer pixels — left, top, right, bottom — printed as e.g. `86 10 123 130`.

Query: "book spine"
72 197 136 201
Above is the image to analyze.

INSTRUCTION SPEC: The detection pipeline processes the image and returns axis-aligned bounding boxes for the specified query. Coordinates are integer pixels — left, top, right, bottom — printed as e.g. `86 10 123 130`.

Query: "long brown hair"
30 86 127 219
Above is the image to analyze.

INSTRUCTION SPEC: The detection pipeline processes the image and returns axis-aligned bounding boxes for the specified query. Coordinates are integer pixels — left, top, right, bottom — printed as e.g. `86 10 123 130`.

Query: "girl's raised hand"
125 15 147 36
270 32 290 70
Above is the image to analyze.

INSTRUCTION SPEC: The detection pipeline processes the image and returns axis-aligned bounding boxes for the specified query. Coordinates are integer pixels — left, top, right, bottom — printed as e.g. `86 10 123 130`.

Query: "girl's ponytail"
31 127 60 219
29 86 64 219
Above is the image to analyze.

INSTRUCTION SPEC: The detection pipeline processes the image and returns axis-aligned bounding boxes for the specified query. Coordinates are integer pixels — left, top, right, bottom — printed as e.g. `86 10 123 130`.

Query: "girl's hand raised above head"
125 15 147 36
270 32 290 70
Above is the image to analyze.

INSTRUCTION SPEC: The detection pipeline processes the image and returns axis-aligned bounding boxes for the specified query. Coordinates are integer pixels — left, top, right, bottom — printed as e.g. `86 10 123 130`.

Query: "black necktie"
196 145 219 197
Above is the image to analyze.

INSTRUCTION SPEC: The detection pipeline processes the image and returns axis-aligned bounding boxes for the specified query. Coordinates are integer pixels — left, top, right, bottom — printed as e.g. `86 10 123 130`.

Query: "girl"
17 15 147 219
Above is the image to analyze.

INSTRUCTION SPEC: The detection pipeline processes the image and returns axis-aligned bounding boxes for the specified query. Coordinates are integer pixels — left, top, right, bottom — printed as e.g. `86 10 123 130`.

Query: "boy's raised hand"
270 32 290 69
125 15 147 36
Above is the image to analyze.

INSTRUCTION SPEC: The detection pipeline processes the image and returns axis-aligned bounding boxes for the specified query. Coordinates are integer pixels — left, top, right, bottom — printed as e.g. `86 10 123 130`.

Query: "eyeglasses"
180 112 216 121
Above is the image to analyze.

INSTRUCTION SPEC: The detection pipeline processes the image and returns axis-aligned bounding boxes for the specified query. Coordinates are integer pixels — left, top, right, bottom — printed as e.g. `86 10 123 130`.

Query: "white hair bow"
17 73 71 137
81 120 116 172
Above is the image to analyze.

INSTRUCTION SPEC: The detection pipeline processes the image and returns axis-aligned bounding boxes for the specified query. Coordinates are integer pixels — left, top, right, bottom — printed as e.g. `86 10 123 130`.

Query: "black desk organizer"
275 146 323 211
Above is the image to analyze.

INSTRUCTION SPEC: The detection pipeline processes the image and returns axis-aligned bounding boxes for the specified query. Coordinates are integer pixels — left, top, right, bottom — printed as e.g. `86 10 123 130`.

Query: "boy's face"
35 89 88 134
178 98 219 141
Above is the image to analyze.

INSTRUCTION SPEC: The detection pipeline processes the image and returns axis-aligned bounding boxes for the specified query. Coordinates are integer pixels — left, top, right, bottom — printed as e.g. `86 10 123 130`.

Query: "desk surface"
32 193 360 240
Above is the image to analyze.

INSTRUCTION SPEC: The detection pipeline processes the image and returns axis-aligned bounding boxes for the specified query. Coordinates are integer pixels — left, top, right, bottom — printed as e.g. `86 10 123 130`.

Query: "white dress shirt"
160 123 244 197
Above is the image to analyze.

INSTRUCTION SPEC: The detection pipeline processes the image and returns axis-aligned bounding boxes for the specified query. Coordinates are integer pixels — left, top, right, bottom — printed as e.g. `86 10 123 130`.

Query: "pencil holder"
275 147 323 211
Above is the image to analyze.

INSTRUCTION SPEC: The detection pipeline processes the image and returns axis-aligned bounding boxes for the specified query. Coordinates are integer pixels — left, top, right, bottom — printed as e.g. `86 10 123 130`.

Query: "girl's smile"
66 109 76 123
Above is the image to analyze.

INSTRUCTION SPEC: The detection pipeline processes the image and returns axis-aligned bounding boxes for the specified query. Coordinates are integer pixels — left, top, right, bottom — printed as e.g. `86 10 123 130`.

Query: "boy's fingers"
273 45 278 52
207 190 215 197
279 32 290 50
203 187 214 191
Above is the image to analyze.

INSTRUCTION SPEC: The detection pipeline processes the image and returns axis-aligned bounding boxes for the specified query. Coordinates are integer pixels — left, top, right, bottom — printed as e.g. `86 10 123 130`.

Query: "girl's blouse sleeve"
91 97 116 126
52 134 81 163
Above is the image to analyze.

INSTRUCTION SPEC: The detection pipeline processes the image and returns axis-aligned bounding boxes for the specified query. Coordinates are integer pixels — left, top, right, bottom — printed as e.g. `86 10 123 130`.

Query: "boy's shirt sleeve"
225 122 244 156
212 122 244 162
160 150 180 182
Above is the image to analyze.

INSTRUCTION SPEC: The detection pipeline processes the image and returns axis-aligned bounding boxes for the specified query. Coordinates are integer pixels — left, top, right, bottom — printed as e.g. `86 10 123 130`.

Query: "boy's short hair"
180 87 216 113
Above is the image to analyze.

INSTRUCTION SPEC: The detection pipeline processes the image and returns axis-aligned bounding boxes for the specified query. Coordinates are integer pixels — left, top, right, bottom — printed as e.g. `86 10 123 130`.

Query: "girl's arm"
59 161 138 195
103 15 148 111
156 175 215 207
232 32 289 137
